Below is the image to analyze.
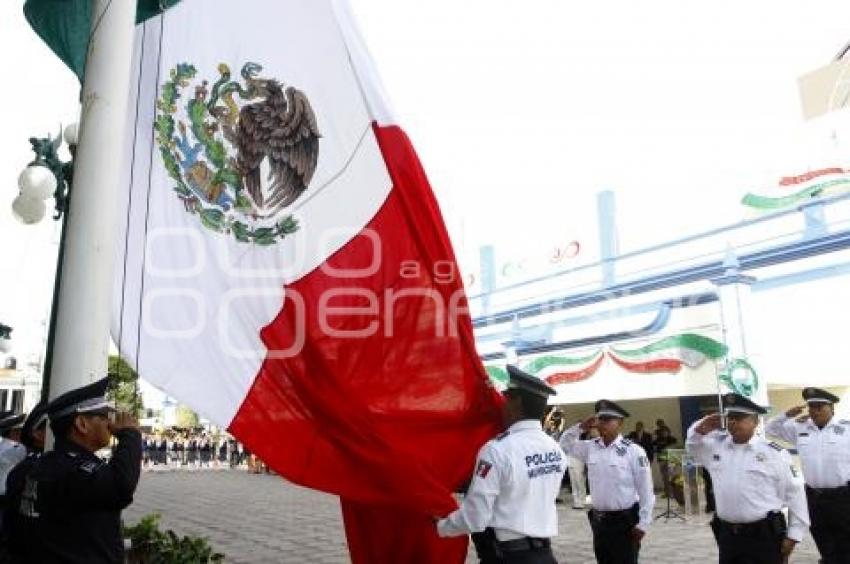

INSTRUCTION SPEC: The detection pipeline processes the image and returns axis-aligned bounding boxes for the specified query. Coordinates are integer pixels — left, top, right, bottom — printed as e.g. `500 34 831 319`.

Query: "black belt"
716 517 772 537
497 537 550 553
806 483 850 498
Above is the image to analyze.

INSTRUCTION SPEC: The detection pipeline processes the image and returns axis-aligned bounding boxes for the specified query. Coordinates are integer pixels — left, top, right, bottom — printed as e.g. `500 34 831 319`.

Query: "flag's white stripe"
112 0 396 427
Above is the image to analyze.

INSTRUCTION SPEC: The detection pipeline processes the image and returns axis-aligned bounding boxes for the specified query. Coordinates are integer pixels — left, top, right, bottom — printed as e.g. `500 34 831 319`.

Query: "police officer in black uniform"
3 401 47 560
9 377 142 563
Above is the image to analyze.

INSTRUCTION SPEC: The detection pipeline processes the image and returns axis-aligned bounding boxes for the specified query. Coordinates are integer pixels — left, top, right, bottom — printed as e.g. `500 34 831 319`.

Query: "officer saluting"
11 377 142 563
559 399 655 564
765 387 849 563
436 365 565 564
687 393 809 564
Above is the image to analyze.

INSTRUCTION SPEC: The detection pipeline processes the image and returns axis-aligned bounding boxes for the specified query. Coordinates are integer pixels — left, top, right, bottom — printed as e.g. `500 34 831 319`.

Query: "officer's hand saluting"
578 416 597 432
695 413 722 435
784 405 805 418
109 411 140 434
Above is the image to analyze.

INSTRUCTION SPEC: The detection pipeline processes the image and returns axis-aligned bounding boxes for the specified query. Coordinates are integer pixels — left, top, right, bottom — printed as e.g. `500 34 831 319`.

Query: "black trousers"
808 487 850 564
588 505 640 564
480 547 557 564
712 517 783 564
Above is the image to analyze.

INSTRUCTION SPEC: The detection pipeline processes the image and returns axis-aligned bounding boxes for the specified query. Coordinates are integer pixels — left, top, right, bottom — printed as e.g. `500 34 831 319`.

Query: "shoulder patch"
496 431 510 441
767 441 784 452
77 460 101 474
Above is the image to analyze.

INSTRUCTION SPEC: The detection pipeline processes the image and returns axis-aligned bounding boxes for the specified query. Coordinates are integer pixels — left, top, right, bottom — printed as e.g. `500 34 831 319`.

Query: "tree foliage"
175 405 200 428
107 355 144 416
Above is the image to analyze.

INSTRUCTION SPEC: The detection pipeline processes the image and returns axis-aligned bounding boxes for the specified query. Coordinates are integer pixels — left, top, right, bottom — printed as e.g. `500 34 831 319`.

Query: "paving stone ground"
125 469 821 563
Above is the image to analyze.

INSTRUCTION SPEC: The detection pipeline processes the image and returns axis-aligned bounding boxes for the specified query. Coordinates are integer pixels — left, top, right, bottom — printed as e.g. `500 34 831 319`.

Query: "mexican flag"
28 1 503 562
608 334 727 374
742 166 850 211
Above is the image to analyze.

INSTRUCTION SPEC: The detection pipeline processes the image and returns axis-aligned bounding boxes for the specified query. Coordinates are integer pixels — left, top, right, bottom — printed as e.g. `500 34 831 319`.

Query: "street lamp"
0 323 12 354
12 125 77 401
12 125 77 224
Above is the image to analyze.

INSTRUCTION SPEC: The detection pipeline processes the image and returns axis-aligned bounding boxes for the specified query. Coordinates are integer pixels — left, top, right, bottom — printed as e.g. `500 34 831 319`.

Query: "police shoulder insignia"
496 431 510 441
78 460 101 474
476 460 493 479
638 456 648 467
834 426 845 435
839 420 850 425
621 438 633 446
767 442 783 451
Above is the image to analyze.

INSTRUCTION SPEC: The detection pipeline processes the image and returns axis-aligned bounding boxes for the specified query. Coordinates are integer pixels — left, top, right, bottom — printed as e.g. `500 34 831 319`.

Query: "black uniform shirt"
21 429 142 563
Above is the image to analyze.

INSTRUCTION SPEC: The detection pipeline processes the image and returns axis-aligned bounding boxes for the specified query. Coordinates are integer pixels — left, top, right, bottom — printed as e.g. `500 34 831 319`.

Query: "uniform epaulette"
496 431 510 441
839 420 850 425
767 441 784 451
621 438 632 446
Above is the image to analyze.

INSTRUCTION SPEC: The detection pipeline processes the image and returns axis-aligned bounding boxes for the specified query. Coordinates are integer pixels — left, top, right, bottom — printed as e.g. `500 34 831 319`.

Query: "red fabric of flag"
229 124 503 563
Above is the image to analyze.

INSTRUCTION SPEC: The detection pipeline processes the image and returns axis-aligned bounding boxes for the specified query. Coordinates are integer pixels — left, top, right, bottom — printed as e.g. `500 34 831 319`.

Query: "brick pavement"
125 470 820 563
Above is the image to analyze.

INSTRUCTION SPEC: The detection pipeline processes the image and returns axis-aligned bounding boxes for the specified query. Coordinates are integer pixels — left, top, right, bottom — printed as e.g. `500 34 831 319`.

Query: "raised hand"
696 413 722 435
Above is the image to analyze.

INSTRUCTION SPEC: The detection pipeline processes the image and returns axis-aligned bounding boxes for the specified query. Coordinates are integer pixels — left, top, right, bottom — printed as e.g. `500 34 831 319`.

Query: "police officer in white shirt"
0 411 26 532
765 387 849 564
436 365 565 564
687 393 809 564
559 399 655 564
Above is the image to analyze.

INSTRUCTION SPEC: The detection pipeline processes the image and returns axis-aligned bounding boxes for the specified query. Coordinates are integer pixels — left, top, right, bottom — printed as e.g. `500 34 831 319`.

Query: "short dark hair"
49 415 75 439
509 390 548 420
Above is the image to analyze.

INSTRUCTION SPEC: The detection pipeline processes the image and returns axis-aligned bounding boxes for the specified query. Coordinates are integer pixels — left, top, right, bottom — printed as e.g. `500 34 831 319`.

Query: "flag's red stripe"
779 168 847 186
543 354 605 385
228 123 502 564
608 353 683 374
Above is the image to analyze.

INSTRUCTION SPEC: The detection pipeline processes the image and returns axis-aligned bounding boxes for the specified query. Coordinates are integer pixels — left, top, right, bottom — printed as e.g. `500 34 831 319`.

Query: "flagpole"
46 0 136 402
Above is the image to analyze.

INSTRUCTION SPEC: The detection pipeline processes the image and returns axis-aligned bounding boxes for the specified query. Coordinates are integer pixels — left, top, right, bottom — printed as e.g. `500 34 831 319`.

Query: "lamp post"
12 126 77 401
0 323 12 354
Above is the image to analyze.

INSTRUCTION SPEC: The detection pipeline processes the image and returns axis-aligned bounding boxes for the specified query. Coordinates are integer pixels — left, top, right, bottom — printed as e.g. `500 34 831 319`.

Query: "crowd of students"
141 431 268 472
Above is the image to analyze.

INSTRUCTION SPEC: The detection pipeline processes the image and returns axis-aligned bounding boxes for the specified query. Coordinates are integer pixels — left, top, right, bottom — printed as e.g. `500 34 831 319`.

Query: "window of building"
11 390 23 414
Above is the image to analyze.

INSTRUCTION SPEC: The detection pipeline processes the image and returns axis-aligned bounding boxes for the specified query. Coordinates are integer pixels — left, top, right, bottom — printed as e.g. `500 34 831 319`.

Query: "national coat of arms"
155 62 321 244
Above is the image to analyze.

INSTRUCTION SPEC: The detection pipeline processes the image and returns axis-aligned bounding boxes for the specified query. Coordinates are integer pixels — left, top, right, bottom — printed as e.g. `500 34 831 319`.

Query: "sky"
2 1 850 403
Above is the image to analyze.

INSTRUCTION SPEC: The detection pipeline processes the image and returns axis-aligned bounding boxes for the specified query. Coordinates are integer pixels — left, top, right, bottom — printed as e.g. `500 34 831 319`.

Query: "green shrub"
124 513 224 563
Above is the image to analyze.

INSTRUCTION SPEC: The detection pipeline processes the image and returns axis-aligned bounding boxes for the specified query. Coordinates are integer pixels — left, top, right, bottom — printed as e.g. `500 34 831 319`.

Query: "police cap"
802 387 839 405
0 411 25 432
505 365 556 398
47 377 115 423
722 393 767 416
595 399 629 419
20 401 48 448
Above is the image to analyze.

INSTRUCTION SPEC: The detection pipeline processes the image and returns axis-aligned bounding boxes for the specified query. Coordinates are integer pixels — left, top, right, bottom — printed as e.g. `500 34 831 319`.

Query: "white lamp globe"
12 194 47 224
0 338 9 354
63 122 80 146
18 166 57 200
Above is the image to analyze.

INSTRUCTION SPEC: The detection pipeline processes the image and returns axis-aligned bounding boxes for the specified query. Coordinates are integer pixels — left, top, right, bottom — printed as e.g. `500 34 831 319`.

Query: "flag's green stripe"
741 179 850 210
611 334 727 359
24 0 182 82
485 366 509 384
522 350 602 375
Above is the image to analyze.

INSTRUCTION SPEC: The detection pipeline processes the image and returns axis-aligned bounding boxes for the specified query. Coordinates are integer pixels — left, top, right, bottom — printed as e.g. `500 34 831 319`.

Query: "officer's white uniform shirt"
0 437 25 495
686 421 810 542
559 423 655 532
437 419 566 541
765 414 850 489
